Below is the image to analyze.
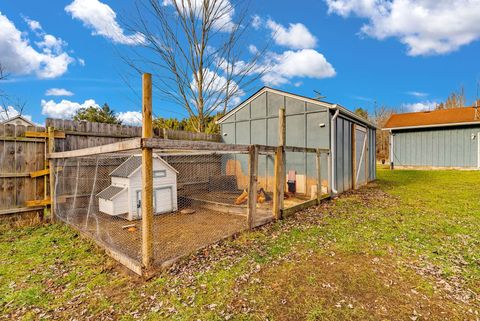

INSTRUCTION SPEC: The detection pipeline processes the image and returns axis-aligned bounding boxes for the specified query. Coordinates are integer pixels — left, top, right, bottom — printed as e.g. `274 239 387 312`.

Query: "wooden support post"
273 108 286 219
352 124 357 189
48 127 55 222
247 145 258 229
273 146 284 220
279 108 286 147
141 73 154 272
315 149 321 204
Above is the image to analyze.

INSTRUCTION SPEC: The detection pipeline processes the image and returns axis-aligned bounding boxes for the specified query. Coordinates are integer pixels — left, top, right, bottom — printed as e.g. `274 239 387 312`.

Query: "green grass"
0 168 479 320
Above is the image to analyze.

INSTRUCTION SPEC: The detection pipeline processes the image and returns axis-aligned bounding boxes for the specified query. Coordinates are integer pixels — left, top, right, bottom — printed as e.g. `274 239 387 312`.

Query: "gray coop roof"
97 185 125 200
110 155 142 178
109 154 178 178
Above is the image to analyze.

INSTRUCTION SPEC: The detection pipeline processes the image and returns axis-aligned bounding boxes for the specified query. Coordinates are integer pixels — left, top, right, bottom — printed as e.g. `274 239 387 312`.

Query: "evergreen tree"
73 103 121 124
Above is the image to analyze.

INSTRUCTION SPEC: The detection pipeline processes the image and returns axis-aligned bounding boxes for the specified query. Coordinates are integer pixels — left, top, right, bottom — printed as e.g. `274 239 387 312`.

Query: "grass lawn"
1 168 479 320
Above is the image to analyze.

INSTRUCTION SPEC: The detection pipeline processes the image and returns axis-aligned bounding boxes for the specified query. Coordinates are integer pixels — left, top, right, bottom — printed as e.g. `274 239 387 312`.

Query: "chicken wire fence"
51 148 325 271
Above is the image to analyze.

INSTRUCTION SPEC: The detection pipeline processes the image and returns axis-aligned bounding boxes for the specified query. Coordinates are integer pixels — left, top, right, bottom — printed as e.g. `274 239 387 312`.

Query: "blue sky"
1 0 480 125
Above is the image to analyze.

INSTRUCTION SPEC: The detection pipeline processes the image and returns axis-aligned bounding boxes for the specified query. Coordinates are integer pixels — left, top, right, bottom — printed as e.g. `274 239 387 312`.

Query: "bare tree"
0 62 26 122
372 104 395 163
124 0 269 132
436 86 466 109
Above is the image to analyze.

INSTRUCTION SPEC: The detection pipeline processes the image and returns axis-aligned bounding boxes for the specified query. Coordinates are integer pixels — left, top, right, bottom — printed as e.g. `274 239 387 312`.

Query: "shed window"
153 170 167 178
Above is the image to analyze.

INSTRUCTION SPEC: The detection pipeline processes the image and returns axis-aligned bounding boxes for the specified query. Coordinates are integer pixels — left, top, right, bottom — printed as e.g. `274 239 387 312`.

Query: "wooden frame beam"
47 137 329 159
47 138 142 159
25 131 65 139
26 199 51 207
0 206 44 216
30 169 50 178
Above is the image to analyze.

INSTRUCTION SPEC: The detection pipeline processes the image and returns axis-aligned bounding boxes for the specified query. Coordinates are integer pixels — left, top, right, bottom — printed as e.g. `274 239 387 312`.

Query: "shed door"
154 186 174 214
355 126 368 186
136 187 173 217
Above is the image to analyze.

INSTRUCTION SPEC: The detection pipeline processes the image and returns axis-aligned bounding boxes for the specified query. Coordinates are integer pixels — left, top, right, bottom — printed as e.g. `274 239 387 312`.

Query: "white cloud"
266 19 317 49
407 91 428 98
162 0 236 32
117 111 142 126
78 58 86 66
45 88 75 97
36 34 66 55
248 44 259 54
0 12 74 79
23 16 42 32
262 49 336 86
402 101 437 112
252 15 262 30
0 105 33 122
41 98 99 119
65 0 145 45
325 0 480 56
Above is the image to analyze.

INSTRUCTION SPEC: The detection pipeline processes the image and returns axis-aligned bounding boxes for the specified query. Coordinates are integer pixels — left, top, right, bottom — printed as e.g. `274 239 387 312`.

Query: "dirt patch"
233 251 477 320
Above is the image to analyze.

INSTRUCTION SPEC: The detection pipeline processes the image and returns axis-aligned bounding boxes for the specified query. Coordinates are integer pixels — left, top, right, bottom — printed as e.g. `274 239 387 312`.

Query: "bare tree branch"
122 0 270 132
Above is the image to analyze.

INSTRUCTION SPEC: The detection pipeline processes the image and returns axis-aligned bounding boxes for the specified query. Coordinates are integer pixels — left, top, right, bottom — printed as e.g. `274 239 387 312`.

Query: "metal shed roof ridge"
383 106 480 130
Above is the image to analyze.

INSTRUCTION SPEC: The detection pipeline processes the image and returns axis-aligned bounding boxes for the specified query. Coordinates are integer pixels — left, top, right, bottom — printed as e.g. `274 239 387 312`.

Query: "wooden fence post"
247 145 258 229
48 127 55 222
315 149 321 204
141 73 154 272
272 108 286 220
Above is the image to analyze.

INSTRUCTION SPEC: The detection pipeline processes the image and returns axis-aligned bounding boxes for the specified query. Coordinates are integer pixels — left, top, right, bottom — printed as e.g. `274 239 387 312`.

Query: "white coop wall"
128 158 177 217
113 191 129 216
111 176 129 187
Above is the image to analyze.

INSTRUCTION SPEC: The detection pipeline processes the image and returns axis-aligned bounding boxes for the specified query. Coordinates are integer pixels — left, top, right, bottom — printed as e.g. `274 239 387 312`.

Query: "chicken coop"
97 154 178 221
47 75 363 277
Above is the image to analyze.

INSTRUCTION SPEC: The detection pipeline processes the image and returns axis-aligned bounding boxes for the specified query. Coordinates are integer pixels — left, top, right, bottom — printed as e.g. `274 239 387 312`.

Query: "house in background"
0 115 35 127
383 107 480 169
97 154 178 221
217 87 377 195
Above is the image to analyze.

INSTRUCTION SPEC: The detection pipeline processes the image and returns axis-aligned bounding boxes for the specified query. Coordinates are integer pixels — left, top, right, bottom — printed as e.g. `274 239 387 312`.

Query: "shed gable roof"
383 107 480 130
0 115 35 126
217 86 376 128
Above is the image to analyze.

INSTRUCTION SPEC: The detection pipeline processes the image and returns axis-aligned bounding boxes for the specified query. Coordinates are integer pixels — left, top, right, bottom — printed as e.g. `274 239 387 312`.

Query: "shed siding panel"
267 92 283 116
235 121 250 145
392 125 480 167
251 93 267 119
220 90 376 196
221 122 235 144
286 97 305 115
236 103 250 121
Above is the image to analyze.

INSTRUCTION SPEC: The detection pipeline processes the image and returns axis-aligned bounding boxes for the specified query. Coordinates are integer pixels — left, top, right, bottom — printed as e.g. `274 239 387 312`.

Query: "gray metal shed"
383 107 480 169
217 87 377 195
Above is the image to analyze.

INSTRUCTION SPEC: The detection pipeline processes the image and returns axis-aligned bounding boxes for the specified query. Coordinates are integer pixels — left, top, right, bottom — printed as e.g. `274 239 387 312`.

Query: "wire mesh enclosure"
52 147 303 271
283 149 330 214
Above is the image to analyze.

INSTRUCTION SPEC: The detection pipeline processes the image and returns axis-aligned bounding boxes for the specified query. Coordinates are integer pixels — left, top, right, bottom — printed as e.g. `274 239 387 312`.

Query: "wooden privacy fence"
0 119 221 225
0 124 46 221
